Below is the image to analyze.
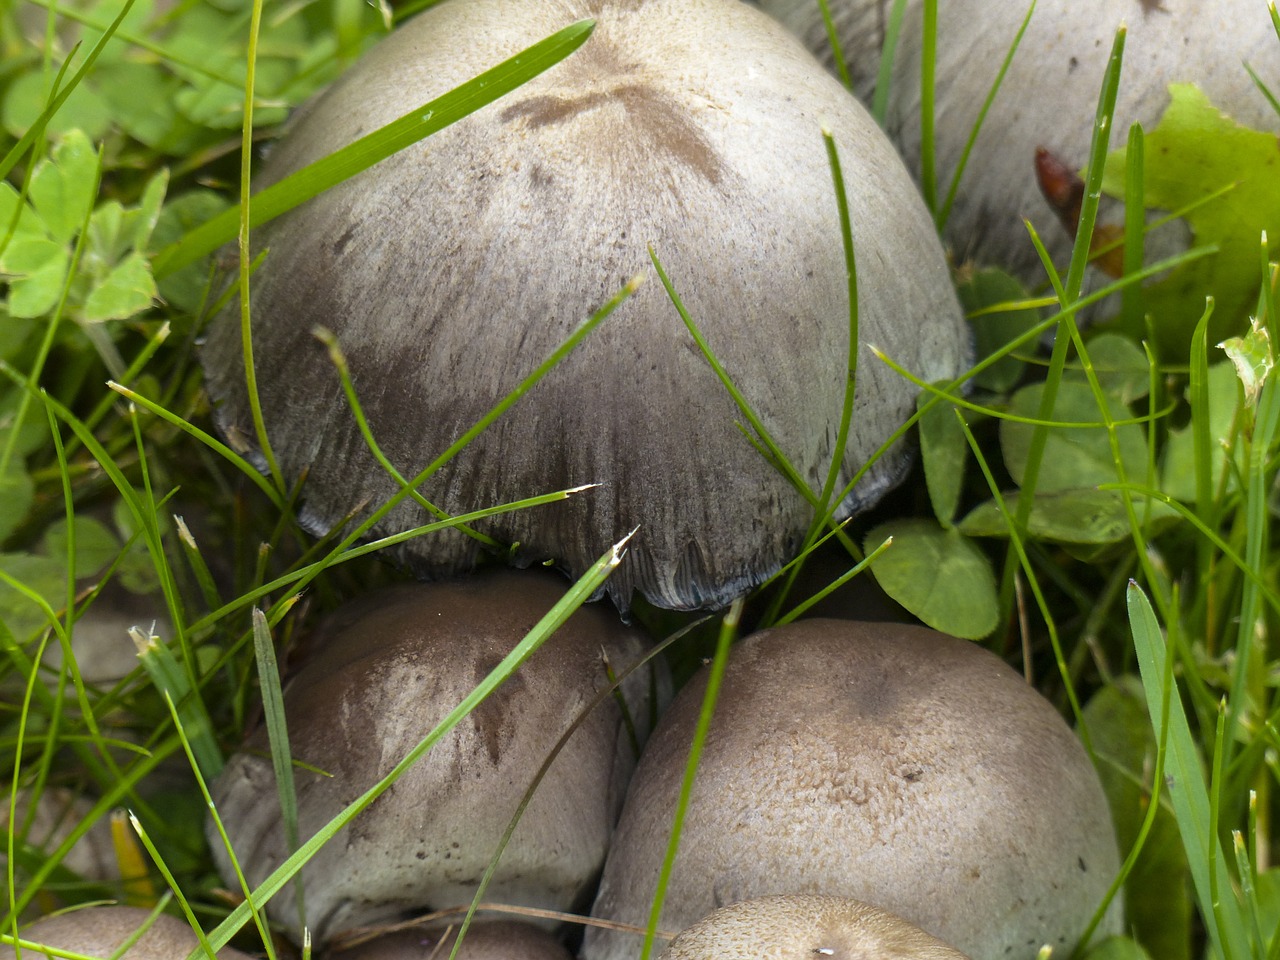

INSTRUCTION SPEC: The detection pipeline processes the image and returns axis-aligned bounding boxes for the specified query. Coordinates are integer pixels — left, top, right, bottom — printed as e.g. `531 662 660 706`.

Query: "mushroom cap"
762 0 1280 281
659 895 970 960
0 906 252 960
582 619 1122 960
328 921 573 960
199 0 969 613
209 570 662 945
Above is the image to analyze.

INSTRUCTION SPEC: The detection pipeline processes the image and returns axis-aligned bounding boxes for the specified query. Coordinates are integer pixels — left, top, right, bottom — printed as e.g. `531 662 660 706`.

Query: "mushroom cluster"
760 0 1280 282
583 620 1122 960
188 0 1124 956
200 0 969 613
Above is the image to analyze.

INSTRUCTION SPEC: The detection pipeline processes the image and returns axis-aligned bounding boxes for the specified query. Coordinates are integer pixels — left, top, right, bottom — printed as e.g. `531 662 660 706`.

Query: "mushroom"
660 895 970 960
200 0 970 613
0 905 252 960
582 619 1122 960
209 570 664 945
760 0 1280 283
329 921 573 960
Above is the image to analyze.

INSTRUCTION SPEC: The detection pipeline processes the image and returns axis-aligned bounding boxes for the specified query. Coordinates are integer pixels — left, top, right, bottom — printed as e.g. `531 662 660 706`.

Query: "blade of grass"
189 485 595 637
1072 568 1176 957
813 0 853 90
773 534 893 626
954 410 1090 741
919 0 937 211
235 0 282 490
647 246 860 562
130 626 223 779
998 26 1125 628
639 598 742 960
168 690 279 959
312 326 501 552
761 128 863 624
1119 123 1146 330
870 0 909 125
811 130 860 534
128 809 223 960
250 607 306 932
937 0 1036 232
151 18 597 277
1224 269 1279 763
1126 583 1250 960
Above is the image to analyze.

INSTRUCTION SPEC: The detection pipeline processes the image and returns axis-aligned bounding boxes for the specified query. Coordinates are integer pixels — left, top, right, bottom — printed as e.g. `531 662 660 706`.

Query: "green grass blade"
1224 343 1280 763
131 627 223 779
152 18 597 277
250 607 305 931
1063 27 1125 299
792 129 860 574
1126 583 1250 960
937 0 1036 231
773 535 892 626
128 809 221 960
235 0 281 491
1119 123 1147 331
312 326 500 551
1000 27 1125 625
814 0 853 90
870 0 909 125
919 0 937 211
639 598 742 960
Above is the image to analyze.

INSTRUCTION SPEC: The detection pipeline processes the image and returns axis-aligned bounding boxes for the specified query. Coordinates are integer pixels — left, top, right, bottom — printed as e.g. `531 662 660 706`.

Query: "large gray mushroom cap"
0 906 252 960
761 0 1280 282
583 620 1122 960
209 571 661 945
200 0 968 613
660 895 970 960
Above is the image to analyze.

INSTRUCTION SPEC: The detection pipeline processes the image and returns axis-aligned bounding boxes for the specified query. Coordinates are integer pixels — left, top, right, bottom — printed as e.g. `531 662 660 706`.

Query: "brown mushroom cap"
659 895 970 960
200 0 969 613
0 906 252 960
582 619 1122 960
209 570 663 945
328 921 572 960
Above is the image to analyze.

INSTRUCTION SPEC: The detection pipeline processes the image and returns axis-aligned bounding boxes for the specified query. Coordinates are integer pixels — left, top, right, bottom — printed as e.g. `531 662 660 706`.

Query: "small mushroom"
210 570 663 945
200 0 969 613
660 895 970 960
582 619 1122 960
0 906 252 960
329 921 572 960
760 0 1280 282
